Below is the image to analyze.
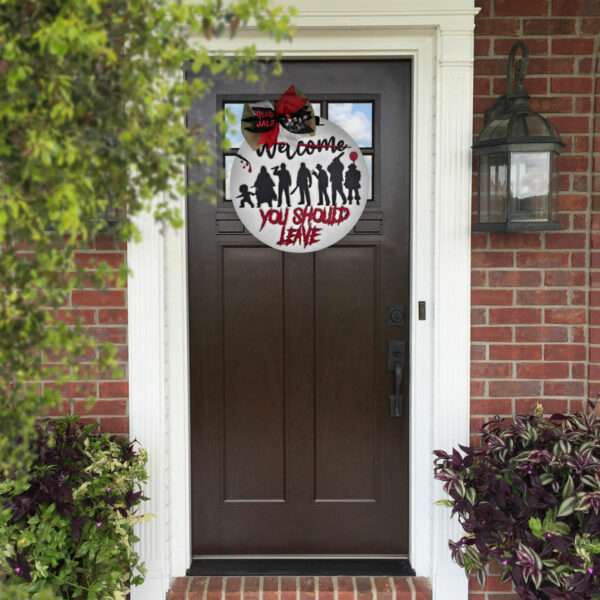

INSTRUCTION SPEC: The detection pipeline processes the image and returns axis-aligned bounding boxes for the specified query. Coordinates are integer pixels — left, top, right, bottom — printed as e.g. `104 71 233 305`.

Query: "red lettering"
260 208 288 232
336 207 350 224
277 224 322 248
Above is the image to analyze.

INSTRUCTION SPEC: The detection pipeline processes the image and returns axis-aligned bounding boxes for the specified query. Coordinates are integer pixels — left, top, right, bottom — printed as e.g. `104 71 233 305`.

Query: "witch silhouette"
253 166 277 208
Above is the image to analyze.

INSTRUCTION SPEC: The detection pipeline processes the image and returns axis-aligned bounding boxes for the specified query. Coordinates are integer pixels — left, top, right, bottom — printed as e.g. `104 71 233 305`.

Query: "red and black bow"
241 86 316 149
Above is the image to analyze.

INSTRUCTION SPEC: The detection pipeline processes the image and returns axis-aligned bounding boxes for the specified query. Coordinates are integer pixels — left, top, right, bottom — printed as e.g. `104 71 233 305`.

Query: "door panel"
188 60 411 556
223 247 285 502
314 247 377 502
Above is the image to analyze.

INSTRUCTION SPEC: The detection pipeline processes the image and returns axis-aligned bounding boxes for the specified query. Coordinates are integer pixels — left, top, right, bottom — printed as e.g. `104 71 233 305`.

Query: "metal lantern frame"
472 41 565 232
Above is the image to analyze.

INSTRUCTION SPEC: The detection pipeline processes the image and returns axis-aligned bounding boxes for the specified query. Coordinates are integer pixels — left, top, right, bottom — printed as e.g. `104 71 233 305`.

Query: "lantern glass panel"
509 151 551 222
479 153 508 223
479 118 510 142
525 115 550 136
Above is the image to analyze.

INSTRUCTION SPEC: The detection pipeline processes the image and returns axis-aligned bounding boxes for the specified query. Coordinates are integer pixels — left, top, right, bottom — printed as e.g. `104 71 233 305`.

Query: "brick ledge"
167 576 431 600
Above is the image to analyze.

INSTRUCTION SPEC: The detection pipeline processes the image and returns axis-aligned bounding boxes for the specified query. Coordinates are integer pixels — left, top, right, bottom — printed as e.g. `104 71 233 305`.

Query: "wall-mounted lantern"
472 41 564 232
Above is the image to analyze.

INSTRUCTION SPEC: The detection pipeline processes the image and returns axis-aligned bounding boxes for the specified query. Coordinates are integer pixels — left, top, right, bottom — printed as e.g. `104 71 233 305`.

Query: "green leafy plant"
0 417 148 598
1 2 293 594
0 0 293 476
434 409 600 599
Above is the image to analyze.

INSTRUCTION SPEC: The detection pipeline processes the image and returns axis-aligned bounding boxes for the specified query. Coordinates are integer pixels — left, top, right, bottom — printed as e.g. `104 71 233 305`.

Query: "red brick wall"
47 234 129 435
470 0 599 598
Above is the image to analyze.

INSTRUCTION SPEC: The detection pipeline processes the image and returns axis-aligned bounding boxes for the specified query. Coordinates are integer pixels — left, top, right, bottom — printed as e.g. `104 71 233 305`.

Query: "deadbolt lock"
386 304 405 327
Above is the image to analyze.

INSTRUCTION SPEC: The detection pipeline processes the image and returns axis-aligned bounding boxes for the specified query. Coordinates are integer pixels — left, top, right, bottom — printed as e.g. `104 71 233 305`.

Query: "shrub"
0 417 148 599
434 410 600 600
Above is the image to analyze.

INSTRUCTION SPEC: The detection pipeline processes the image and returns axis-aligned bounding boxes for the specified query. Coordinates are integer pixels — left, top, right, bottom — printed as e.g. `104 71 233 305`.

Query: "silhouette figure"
327 154 346 205
253 166 276 208
344 164 362 204
294 162 312 205
236 184 255 208
273 163 292 208
313 164 330 206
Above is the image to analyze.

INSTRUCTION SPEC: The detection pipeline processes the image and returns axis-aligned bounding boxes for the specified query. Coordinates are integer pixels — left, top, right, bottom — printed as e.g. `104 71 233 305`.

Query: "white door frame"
128 3 477 599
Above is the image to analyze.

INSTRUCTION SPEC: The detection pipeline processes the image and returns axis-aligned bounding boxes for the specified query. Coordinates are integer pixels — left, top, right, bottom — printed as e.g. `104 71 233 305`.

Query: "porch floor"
167 576 432 600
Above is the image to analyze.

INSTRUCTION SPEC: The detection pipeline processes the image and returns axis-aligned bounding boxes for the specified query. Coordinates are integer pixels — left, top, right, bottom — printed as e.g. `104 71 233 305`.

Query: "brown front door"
188 61 411 556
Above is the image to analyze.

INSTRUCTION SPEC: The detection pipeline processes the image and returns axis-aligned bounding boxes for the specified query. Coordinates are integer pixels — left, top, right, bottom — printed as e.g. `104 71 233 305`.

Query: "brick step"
167 576 431 600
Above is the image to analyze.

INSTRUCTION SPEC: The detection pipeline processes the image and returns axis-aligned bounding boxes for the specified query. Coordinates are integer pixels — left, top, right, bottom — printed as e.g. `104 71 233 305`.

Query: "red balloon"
349 151 358 162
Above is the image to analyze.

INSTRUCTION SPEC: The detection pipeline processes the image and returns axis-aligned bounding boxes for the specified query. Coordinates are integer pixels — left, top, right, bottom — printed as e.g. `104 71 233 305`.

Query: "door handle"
390 362 404 417
388 340 406 417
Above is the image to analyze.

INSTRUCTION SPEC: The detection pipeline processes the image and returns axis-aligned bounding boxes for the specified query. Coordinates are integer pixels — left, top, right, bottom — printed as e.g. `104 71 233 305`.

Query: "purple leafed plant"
434 408 600 600
0 417 148 597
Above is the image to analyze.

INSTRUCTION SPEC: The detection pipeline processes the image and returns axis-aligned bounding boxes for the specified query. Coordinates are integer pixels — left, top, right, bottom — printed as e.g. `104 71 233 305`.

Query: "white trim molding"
128 210 170 597
129 2 476 599
430 28 476 600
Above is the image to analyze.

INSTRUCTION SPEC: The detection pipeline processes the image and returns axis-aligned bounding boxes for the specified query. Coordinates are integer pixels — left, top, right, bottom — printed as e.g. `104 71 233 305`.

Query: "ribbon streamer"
241 85 316 149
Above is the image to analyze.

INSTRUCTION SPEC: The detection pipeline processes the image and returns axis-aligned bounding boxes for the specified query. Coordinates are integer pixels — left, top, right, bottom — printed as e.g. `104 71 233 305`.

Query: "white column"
128 211 170 600
431 27 474 600
165 209 192 577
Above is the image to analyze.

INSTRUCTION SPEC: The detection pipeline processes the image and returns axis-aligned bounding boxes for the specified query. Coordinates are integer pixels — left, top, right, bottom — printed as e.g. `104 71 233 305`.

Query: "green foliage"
0 0 293 478
0 417 148 598
0 586 56 600
528 514 570 540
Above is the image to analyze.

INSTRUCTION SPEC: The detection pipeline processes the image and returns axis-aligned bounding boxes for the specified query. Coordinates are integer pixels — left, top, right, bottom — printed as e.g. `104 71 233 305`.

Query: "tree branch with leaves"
0 0 293 499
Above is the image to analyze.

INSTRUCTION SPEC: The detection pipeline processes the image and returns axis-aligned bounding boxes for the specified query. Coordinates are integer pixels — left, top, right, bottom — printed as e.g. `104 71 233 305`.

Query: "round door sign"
230 118 369 253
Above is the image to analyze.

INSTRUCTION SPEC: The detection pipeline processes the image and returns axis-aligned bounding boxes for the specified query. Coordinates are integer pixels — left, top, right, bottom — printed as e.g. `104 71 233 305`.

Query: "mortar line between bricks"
388 578 395 600
278 576 282 600
369 577 376 600
186 576 193 599
296 576 300 600
203 577 209 600
259 576 264 600
241 576 246 600
352 576 357 600
315 575 320 600
224 577 229 600
333 576 339 600
406 578 415 600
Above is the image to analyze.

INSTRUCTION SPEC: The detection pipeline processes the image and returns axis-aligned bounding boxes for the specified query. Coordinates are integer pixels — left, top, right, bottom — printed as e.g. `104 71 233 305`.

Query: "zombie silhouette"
313 164 330 206
327 154 346 205
273 163 292 207
344 163 362 204
253 166 276 208
236 184 255 208
293 162 312 205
